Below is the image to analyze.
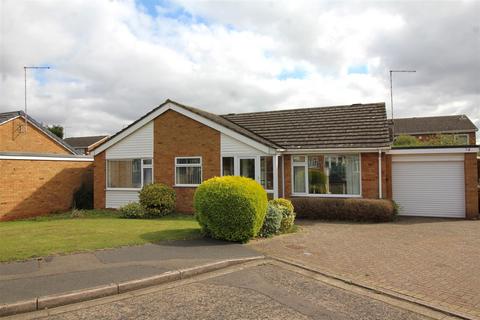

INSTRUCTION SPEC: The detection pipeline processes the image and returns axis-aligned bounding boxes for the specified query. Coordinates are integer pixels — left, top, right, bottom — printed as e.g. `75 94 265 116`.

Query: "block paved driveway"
250 218 480 319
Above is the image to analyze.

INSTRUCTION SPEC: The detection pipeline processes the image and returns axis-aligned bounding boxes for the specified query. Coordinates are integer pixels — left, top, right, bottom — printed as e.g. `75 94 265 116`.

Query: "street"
10 262 435 320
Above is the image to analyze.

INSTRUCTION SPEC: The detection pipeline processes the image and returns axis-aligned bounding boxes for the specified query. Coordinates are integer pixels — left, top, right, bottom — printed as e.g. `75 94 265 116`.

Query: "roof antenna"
24 66 50 133
389 69 416 135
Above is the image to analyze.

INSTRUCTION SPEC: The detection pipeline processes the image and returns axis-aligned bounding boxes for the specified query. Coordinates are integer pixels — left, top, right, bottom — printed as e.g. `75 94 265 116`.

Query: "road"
9 261 436 320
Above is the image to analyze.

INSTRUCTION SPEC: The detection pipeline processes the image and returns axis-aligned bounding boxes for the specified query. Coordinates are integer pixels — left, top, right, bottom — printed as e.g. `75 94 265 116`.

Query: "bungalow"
393 115 477 145
64 135 109 155
91 99 479 219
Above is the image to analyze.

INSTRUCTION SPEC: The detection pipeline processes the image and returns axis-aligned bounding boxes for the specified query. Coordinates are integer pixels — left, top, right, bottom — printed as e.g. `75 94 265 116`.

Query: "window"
175 157 202 186
239 158 255 179
454 134 469 145
107 158 152 188
292 154 360 196
260 156 274 190
222 157 234 176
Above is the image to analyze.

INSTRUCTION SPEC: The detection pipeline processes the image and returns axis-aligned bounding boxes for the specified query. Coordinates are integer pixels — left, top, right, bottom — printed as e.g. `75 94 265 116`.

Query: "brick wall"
465 153 479 219
154 110 220 213
93 151 106 209
282 153 385 199
0 159 92 221
0 117 71 154
361 152 388 199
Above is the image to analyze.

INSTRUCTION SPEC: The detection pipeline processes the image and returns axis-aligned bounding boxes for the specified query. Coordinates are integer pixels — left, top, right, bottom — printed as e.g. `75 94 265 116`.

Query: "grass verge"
0 210 200 262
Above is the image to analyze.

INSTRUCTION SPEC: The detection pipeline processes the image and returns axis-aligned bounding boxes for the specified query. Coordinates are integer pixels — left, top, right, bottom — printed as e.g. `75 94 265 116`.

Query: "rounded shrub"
119 202 146 219
270 198 296 233
259 203 283 237
139 183 176 218
194 176 268 242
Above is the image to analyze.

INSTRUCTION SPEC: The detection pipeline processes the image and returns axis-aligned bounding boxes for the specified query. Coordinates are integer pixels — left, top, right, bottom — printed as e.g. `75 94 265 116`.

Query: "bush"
393 134 420 147
73 182 93 210
292 198 397 222
259 203 283 237
139 183 176 217
194 176 268 242
270 198 296 232
119 202 146 219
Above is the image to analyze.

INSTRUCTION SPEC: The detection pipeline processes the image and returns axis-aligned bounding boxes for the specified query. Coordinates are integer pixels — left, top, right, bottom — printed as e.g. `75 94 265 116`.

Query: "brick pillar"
465 153 479 219
93 151 106 209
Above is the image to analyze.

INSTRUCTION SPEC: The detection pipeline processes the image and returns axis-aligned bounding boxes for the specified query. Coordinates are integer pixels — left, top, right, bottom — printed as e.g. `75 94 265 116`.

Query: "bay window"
175 157 202 186
107 158 153 189
292 154 360 196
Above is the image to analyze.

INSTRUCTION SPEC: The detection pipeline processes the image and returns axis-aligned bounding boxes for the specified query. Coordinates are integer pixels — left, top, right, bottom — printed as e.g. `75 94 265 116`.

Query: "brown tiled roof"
64 135 108 148
393 115 478 135
222 103 391 149
94 100 391 152
170 101 281 149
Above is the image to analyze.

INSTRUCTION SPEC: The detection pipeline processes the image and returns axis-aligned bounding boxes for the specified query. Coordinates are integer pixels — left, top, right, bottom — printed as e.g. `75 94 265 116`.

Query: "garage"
391 152 466 218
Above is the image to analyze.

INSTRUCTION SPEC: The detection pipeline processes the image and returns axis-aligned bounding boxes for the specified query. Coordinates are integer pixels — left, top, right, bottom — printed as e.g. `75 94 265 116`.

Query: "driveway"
250 218 480 319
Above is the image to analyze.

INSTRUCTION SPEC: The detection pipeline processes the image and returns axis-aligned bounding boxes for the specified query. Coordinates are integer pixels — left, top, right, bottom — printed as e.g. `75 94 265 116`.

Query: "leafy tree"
47 125 64 139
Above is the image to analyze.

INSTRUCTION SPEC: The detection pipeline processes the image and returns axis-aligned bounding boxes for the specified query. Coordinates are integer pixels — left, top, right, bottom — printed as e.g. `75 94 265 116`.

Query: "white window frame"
221 155 275 194
291 154 362 198
175 156 202 187
106 158 153 191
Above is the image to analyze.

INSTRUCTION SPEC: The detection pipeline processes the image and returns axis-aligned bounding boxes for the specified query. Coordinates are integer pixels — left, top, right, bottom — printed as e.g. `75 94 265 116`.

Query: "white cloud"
0 0 478 138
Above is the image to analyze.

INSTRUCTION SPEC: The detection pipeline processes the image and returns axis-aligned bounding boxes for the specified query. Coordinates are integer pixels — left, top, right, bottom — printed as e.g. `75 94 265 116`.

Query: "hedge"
194 176 268 242
291 198 397 222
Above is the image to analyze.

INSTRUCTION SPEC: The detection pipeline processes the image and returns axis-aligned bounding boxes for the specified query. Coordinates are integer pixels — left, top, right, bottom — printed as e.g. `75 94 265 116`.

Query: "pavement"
250 217 480 320
0 239 260 305
4 261 443 320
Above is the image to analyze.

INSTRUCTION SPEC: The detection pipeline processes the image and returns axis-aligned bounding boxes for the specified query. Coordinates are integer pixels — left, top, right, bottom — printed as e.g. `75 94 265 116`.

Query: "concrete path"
7 262 437 320
0 239 260 305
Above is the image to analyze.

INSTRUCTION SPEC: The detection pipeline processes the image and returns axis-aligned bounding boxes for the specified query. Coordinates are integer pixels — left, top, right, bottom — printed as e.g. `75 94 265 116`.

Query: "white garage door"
392 155 465 218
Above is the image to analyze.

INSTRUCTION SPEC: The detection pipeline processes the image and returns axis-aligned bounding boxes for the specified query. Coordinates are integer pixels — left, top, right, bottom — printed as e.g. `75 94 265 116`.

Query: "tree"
47 125 64 139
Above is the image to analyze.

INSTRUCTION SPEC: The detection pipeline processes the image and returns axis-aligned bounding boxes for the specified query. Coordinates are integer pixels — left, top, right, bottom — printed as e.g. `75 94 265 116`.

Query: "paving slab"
0 238 261 306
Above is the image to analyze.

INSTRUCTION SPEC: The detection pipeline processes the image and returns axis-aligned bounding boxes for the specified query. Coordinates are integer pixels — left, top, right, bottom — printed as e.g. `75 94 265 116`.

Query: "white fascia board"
0 155 93 161
387 147 479 155
283 147 390 154
93 102 276 156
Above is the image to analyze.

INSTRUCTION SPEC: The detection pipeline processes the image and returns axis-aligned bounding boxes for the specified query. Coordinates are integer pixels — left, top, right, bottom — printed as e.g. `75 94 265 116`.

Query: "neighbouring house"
393 115 477 145
64 135 109 155
0 110 93 220
92 99 478 219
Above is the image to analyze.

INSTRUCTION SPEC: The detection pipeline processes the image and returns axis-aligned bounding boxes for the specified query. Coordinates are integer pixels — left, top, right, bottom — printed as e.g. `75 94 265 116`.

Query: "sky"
0 0 479 138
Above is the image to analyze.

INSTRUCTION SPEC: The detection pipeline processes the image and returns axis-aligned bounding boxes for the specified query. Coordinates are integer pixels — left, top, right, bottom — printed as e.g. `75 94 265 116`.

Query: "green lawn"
0 210 201 262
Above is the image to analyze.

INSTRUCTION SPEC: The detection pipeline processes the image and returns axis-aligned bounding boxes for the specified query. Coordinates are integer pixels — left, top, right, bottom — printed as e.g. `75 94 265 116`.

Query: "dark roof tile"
394 115 477 135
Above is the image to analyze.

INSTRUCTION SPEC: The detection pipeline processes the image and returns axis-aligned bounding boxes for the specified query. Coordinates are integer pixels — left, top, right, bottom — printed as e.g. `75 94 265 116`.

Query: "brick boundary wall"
0 159 93 221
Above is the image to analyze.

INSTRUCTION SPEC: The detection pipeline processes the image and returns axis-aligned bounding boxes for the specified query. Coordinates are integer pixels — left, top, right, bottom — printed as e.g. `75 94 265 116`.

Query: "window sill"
174 184 200 188
106 188 141 191
291 193 362 198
